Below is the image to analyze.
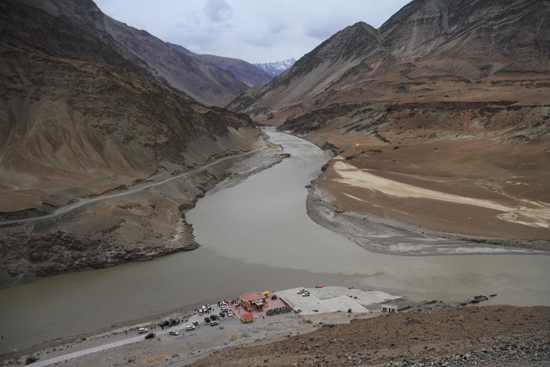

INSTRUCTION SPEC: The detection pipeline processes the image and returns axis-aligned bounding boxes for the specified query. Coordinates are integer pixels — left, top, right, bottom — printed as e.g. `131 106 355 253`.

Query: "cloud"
305 23 342 41
268 21 289 35
93 0 414 64
203 0 233 22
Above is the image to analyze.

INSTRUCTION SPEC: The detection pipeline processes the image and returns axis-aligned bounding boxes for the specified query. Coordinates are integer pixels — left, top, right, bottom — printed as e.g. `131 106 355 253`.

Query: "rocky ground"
3 298 547 367
188 304 550 367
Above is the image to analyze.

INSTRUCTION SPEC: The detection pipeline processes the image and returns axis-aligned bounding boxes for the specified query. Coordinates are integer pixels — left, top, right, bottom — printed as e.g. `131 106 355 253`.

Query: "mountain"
228 0 550 242
229 0 549 122
16 0 248 107
167 42 273 87
0 0 264 287
254 58 296 77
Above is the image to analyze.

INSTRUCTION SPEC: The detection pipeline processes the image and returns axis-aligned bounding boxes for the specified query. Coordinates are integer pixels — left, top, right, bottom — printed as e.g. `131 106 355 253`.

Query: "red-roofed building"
240 292 267 312
241 313 254 323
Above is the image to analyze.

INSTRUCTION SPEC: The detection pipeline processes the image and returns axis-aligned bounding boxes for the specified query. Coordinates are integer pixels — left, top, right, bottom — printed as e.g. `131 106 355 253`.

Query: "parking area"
277 286 401 315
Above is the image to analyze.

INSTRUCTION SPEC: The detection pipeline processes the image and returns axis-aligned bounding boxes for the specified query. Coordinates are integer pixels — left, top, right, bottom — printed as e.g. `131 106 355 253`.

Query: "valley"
0 0 549 365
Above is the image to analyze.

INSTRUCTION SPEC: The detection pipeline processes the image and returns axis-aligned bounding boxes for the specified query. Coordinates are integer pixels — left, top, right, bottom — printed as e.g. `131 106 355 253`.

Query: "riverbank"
0 135 287 289
2 130 549 363
292 123 550 249
0 286 400 366
306 185 550 256
3 286 548 367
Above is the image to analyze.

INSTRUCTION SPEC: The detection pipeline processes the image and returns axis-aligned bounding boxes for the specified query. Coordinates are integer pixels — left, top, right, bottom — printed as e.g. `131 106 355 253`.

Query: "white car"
169 330 179 336
138 327 148 334
185 324 195 331
210 320 219 326
294 308 302 314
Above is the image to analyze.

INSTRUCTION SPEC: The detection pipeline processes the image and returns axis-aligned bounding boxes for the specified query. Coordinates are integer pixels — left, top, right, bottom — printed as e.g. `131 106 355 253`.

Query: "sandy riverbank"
306 185 550 256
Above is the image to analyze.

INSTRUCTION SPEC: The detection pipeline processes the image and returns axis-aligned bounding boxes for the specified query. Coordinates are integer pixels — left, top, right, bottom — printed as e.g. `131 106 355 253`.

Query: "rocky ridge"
253 58 297 77
167 42 274 88
17 0 248 107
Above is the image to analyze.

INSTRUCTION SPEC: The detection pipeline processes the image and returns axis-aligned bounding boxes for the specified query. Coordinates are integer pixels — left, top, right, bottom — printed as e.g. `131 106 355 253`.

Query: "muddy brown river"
1 130 549 356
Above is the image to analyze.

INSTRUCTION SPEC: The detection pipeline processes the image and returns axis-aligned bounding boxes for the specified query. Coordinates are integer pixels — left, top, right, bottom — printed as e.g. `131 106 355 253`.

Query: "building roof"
241 292 265 302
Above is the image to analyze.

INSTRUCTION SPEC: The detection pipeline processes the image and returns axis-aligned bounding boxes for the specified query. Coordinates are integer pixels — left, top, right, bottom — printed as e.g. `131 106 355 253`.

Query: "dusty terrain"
189 304 550 367
5 298 548 367
306 120 550 248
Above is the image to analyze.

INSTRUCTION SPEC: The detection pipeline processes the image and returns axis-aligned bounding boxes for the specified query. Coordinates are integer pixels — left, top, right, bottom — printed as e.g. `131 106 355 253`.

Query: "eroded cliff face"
0 1 263 287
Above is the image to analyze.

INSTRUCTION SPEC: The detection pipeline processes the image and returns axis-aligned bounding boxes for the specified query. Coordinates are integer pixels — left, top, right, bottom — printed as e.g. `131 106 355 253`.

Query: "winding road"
0 142 267 227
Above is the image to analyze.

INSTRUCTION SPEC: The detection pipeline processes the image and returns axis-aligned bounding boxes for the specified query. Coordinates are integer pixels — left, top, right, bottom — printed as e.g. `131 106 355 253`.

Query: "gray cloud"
305 23 342 41
94 0 413 64
203 0 233 22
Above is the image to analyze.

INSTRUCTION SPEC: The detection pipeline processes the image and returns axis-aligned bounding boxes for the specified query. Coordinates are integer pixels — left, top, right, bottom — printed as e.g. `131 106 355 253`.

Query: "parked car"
192 321 199 326
210 315 217 321
227 311 233 317
145 332 155 340
169 330 179 336
210 320 219 326
138 327 148 334
185 324 195 331
169 319 176 326
204 317 211 323
294 308 302 314
219 312 225 318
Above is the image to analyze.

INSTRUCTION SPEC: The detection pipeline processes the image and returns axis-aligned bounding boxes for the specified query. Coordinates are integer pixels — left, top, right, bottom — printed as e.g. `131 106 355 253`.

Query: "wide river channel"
1 129 549 356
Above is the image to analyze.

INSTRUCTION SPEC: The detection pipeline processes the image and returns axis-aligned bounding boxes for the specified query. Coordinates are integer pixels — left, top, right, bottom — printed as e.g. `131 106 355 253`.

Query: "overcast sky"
93 0 412 64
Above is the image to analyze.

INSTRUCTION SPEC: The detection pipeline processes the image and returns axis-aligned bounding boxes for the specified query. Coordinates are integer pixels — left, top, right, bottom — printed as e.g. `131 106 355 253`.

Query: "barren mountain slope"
17 0 249 107
166 44 274 88
228 0 550 243
0 1 265 287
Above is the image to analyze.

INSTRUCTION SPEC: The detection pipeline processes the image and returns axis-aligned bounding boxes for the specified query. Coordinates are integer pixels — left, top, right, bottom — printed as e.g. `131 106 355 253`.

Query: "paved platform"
276 286 400 315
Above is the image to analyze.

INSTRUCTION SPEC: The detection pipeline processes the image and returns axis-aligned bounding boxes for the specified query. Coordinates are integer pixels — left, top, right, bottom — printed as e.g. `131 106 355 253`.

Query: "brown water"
1 130 549 357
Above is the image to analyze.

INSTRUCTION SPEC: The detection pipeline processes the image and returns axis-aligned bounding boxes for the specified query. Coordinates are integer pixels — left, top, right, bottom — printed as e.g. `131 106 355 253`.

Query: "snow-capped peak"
253 58 296 77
